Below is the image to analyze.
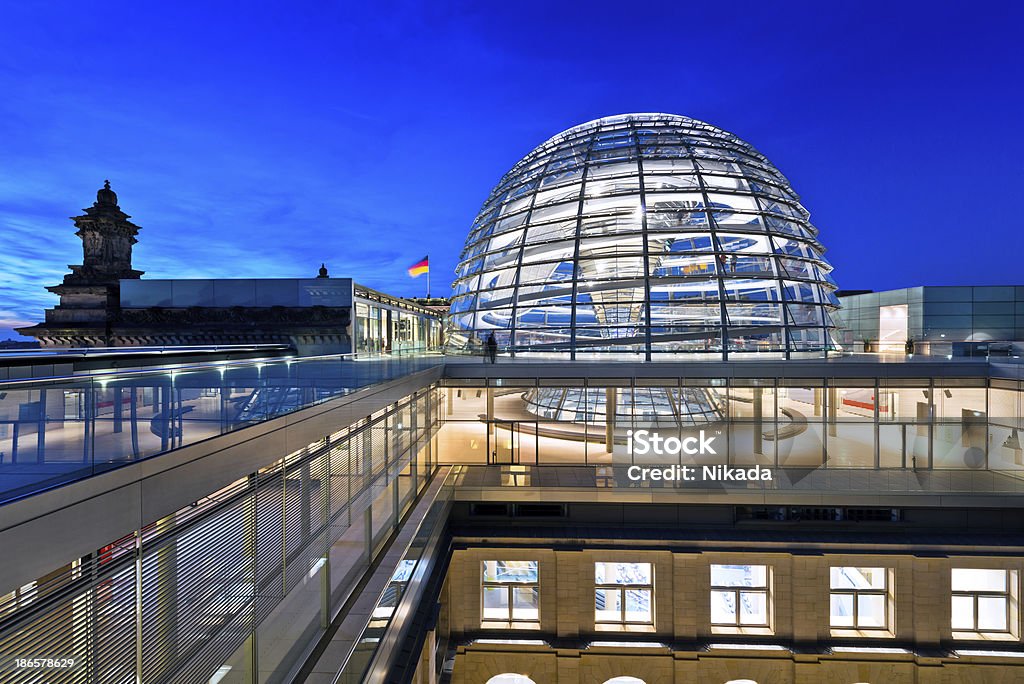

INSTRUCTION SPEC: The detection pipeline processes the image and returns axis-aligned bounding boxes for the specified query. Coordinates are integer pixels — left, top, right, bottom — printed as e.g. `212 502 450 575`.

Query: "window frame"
480 560 540 627
951 568 1014 635
709 563 771 628
593 561 655 627
829 566 891 632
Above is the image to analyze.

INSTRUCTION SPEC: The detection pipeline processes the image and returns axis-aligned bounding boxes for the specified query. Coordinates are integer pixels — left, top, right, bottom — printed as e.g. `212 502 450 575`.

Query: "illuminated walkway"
0 350 443 503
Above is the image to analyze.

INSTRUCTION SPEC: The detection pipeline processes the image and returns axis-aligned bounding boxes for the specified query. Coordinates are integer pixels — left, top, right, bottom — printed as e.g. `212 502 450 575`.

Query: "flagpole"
426 256 430 299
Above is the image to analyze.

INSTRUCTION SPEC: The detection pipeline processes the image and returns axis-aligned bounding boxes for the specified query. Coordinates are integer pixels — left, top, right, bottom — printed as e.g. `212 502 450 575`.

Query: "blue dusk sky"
2 1 1023 339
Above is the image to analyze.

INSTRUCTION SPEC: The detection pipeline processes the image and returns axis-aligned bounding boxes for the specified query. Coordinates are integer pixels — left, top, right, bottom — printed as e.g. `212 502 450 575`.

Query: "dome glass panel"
447 113 839 359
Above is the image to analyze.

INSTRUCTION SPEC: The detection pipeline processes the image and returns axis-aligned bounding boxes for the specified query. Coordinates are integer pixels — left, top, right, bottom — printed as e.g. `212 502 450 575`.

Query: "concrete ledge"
451 486 1024 509
443 358 994 381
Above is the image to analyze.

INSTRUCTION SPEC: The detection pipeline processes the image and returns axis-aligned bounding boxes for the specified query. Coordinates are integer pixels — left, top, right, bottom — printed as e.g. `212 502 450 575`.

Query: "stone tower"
17 181 143 346
67 180 143 285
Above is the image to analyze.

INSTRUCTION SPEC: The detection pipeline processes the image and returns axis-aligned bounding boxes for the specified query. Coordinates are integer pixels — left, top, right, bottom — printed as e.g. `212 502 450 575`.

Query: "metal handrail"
0 352 444 505
330 467 454 684
0 348 442 388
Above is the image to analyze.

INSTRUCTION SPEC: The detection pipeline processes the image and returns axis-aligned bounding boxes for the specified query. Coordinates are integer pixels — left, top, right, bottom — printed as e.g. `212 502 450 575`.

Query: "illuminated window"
951 568 1014 634
482 561 539 626
710 564 770 627
830 567 890 631
594 562 653 626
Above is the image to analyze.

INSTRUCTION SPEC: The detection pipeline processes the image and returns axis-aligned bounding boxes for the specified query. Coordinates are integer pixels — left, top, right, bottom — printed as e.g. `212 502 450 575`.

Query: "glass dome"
523 386 724 426
447 113 840 359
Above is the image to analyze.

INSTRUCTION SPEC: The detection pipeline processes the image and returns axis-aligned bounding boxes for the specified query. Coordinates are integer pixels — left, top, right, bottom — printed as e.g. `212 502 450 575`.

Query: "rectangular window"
830 567 890 630
594 562 653 626
710 564 770 627
481 561 539 625
951 568 1012 634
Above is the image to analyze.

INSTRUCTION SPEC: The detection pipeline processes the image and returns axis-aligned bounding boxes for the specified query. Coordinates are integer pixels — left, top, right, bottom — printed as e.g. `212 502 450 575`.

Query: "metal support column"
133 529 143 684
321 437 332 630
828 385 838 437
753 386 763 456
113 386 123 433
244 473 259 684
36 388 47 464
83 384 94 464
605 388 615 454
486 388 495 462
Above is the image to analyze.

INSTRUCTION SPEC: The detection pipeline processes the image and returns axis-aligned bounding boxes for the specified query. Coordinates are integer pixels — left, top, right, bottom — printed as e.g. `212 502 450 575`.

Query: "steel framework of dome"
446 113 840 359
523 386 724 426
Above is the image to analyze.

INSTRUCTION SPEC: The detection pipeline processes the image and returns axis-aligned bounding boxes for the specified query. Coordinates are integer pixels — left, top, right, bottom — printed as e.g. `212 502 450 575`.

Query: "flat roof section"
443 356 1006 381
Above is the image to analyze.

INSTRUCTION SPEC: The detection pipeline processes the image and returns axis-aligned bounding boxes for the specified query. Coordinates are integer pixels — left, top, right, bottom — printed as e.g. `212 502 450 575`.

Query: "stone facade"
448 647 1024 684
436 547 1024 683
109 305 351 352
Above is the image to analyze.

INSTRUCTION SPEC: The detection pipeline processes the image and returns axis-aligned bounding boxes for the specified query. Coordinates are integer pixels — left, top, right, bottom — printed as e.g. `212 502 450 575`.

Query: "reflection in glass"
447 113 839 359
710 564 770 627
481 561 540 625
829 567 889 630
951 568 1012 633
594 562 653 626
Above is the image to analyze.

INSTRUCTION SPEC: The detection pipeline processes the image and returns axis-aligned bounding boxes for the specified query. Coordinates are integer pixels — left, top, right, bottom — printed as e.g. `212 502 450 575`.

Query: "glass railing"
0 343 294 382
0 389 443 684
333 467 454 684
449 464 1024 496
442 349 1012 364
0 343 290 360
0 351 443 504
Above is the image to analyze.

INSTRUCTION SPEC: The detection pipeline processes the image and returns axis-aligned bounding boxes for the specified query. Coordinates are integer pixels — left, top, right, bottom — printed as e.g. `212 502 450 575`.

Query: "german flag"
407 256 429 278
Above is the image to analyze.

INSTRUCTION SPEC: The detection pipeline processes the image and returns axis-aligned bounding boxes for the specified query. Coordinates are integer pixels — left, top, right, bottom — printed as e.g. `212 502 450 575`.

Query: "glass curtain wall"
354 301 441 354
433 377 1024 472
355 302 384 354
